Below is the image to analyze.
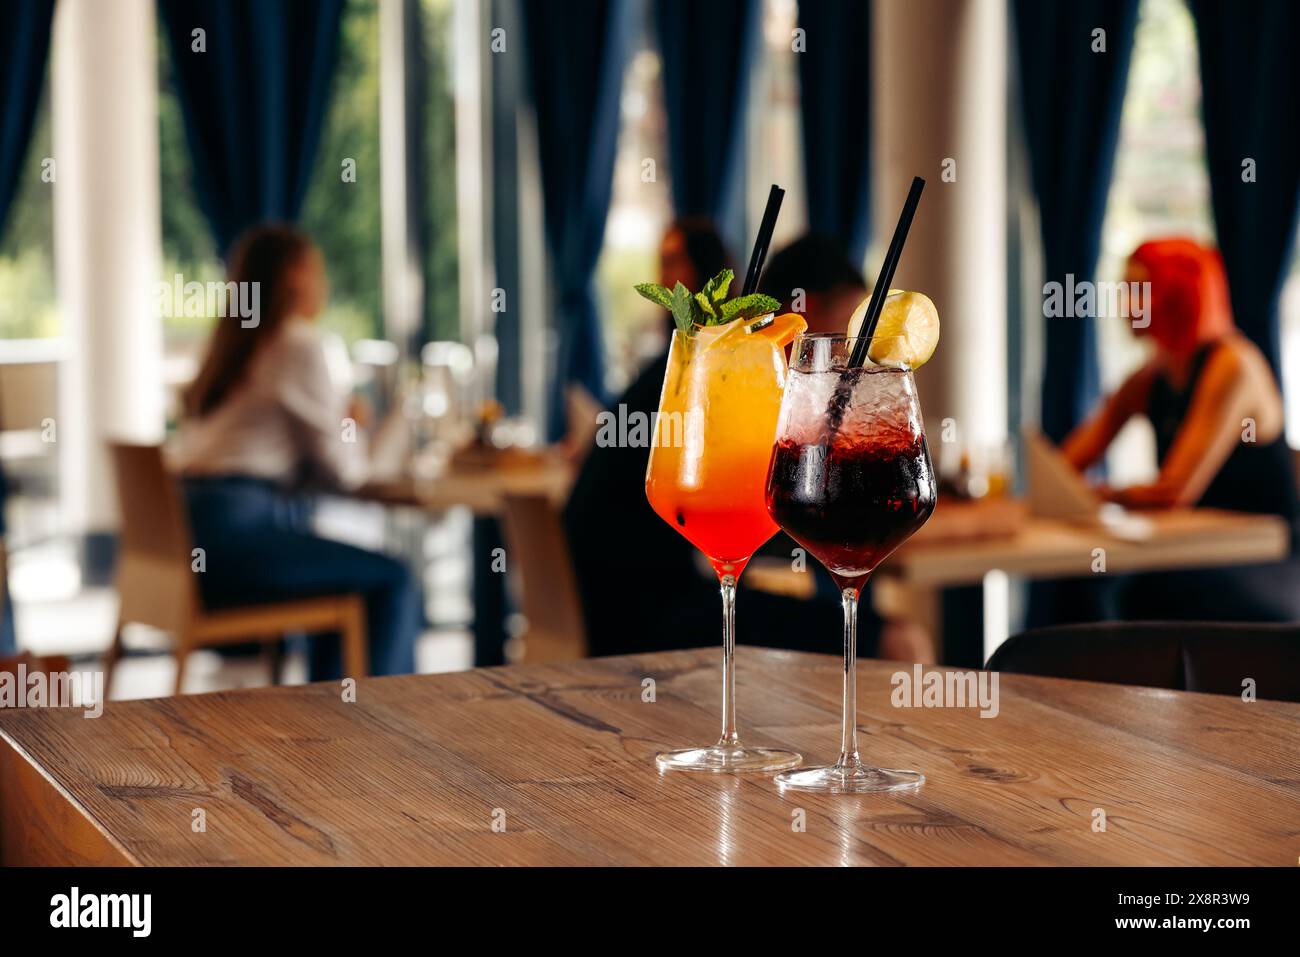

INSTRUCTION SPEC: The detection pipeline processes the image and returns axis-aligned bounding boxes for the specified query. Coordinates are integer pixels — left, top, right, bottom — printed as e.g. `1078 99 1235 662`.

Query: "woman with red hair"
1061 237 1299 621
1064 238 1295 522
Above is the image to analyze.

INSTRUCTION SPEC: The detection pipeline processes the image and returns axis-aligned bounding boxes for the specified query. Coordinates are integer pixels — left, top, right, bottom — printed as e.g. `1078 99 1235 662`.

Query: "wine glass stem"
839 586 862 770
718 574 739 748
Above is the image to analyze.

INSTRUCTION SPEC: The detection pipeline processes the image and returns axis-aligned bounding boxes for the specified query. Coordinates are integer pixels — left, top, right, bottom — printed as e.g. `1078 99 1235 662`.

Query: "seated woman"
174 224 419 678
1062 237 1299 621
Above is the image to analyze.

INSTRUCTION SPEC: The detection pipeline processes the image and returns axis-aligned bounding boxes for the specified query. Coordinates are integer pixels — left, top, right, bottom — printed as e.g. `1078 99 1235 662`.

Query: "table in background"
360 455 573 515
751 506 1290 663
360 456 574 666
3 648 1296 865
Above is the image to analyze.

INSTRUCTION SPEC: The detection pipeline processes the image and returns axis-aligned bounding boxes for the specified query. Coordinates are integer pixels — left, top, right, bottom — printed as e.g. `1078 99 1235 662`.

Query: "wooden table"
749 506 1290 660
884 507 1290 587
874 507 1290 658
3 648 1296 865
359 456 573 516
358 455 575 665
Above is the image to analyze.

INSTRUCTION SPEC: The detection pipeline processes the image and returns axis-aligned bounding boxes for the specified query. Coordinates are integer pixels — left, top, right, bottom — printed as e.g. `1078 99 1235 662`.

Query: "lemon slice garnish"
847 290 939 369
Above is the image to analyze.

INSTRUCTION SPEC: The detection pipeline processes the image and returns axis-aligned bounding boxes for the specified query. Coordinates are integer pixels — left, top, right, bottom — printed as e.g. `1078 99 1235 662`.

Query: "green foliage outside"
0 86 57 340
157 0 382 344
424 0 459 342
301 0 383 345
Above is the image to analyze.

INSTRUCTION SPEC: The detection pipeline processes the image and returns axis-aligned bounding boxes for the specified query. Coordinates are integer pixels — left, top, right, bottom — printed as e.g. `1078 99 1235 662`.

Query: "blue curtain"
654 0 761 255
522 0 635 432
1014 0 1139 442
798 0 872 266
1191 0 1300 377
0 0 55 654
0 0 54 237
158 0 345 256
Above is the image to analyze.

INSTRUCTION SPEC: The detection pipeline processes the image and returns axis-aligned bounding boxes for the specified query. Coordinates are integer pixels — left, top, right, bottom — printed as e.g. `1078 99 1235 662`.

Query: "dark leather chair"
986 621 1300 703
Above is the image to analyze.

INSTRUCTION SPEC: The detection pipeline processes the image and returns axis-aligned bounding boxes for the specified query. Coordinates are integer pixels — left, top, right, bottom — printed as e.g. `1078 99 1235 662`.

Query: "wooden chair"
103 443 368 696
499 493 586 662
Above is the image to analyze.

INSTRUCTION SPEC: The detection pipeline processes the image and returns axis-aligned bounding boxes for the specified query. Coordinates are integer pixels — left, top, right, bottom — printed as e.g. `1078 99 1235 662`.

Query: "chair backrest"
0 359 59 432
108 442 198 634
499 493 587 662
987 621 1300 703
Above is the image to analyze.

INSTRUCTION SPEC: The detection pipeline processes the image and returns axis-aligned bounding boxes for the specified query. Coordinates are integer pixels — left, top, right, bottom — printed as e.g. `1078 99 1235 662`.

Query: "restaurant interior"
0 0 1297 877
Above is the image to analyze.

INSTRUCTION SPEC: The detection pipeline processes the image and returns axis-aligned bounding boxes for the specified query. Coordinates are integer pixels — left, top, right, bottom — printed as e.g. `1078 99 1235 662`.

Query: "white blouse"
173 318 367 490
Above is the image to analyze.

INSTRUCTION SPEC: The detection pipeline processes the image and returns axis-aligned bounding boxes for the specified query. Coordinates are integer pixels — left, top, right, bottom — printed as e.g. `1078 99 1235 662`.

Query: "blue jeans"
0 583 14 655
182 477 419 680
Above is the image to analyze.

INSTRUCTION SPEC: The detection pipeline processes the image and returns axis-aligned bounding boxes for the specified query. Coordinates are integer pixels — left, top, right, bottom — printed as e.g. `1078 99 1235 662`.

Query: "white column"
53 0 164 554
873 0 1007 449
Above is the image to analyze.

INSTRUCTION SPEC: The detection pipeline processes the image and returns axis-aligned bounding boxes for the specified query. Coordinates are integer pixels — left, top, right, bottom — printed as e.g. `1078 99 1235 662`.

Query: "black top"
562 353 718 656
1147 342 1299 541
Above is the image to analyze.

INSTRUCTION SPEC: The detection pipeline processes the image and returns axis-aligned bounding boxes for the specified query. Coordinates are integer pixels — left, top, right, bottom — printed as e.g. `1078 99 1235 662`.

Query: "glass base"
775 762 923 794
656 743 802 774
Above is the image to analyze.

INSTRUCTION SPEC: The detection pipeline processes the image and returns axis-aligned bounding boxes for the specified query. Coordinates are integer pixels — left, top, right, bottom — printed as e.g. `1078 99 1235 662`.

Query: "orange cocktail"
644 312 804 773
645 320 791 576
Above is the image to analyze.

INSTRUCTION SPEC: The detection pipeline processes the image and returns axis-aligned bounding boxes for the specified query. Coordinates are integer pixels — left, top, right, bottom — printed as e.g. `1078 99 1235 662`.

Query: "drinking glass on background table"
645 317 804 773
765 334 937 792
937 438 1013 500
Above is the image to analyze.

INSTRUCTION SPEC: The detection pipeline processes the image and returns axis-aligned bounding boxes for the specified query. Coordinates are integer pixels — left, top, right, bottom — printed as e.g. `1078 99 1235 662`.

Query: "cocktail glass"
646 318 803 772
764 333 936 792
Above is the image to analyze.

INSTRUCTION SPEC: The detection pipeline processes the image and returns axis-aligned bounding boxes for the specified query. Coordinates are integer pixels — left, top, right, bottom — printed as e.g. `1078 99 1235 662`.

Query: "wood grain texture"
1 648 1297 866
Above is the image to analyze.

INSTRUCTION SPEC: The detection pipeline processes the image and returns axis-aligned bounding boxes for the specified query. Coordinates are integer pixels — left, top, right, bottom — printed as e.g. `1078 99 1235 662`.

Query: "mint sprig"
721 293 780 323
634 269 778 337
633 282 673 309
670 282 694 336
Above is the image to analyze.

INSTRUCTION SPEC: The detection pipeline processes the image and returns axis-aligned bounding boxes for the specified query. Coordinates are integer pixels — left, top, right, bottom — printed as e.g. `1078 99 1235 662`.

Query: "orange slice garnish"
743 312 806 347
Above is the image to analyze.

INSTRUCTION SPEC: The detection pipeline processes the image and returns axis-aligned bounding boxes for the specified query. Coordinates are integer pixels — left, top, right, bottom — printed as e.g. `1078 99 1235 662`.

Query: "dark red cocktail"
766 430 936 590
763 337 936 794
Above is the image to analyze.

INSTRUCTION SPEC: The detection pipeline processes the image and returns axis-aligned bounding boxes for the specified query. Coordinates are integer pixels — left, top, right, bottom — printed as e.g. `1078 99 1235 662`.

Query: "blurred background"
1 0 1297 693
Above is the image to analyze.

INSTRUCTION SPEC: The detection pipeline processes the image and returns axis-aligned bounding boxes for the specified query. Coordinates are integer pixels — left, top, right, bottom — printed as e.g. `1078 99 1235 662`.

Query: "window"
747 0 806 254
157 0 382 347
0 78 58 340
301 0 383 345
1281 245 1300 447
594 0 806 397
423 0 459 343
158 29 223 345
1096 0 1215 479
595 26 673 396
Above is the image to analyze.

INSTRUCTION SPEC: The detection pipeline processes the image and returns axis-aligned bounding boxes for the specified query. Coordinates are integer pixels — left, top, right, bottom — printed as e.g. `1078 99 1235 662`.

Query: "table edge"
0 727 140 866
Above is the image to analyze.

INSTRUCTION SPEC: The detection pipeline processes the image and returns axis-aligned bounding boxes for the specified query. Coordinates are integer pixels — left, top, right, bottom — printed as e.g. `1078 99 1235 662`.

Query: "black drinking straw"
741 184 786 296
847 176 926 368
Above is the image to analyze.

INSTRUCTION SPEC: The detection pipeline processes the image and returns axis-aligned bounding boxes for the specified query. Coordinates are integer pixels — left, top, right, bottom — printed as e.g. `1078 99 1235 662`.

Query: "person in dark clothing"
758 233 874 336
564 225 929 660
1061 238 1300 622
